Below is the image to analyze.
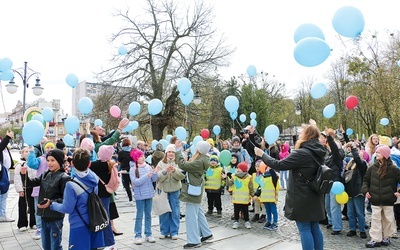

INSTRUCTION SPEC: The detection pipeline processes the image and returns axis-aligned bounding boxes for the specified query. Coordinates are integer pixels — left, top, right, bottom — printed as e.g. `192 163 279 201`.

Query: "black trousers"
121 174 133 201
394 204 400 230
234 203 249 221
206 191 222 211
17 188 36 229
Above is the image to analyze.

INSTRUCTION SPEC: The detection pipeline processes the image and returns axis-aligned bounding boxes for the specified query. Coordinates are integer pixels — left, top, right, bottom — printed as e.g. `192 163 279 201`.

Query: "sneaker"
183 243 202 249
125 201 134 206
0 216 15 222
326 224 332 229
266 223 278 231
216 211 222 216
30 225 37 230
381 238 390 246
251 214 260 222
19 227 27 232
360 232 367 239
200 234 213 243
206 210 213 215
159 234 170 239
366 240 381 248
104 245 117 250
391 233 399 239
263 222 272 229
258 215 267 223
232 221 239 229
134 237 143 245
346 230 357 237
331 230 341 235
33 230 41 240
146 236 156 243
171 235 178 240
245 221 251 229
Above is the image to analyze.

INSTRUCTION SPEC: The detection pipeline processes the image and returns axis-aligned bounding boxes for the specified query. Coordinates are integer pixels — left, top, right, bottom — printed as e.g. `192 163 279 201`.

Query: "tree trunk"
151 114 167 140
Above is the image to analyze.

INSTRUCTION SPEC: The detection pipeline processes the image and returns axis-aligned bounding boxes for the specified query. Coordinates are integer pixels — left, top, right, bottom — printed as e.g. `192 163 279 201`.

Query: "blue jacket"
129 163 158 200
50 169 99 229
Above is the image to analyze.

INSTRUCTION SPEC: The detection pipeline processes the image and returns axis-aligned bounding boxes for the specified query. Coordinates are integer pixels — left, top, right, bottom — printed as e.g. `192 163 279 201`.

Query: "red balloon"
200 129 210 139
346 95 358 109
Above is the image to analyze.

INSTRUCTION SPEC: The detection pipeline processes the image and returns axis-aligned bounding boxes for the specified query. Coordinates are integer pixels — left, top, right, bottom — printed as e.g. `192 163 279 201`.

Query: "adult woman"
365 134 380 159
156 144 185 239
254 124 326 250
176 141 213 249
118 138 134 206
91 118 129 153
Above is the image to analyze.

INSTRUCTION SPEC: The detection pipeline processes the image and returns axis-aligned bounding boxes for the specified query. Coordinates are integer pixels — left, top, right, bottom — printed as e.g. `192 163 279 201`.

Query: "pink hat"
130 149 144 162
376 145 391 160
98 145 114 161
80 138 94 151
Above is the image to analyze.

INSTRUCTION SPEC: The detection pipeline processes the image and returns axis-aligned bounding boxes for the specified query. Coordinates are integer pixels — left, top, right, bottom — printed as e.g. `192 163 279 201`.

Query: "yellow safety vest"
227 165 236 192
204 166 223 190
259 176 280 203
252 172 262 188
231 175 251 204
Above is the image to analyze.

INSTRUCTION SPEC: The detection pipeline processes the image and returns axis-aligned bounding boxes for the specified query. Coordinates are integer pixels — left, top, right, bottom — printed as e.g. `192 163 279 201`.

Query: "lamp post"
6 62 43 145
294 103 302 144
188 90 201 139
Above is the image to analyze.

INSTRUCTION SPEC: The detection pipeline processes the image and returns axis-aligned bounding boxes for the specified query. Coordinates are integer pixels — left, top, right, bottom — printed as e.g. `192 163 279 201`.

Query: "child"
251 160 266 223
205 154 226 216
254 164 280 231
362 145 400 247
21 149 70 249
49 148 105 249
226 153 239 194
228 162 254 229
130 148 159 245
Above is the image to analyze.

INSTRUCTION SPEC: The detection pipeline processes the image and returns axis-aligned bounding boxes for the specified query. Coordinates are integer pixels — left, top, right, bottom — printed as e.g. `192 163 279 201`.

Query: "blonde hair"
295 124 321 150
189 151 201 162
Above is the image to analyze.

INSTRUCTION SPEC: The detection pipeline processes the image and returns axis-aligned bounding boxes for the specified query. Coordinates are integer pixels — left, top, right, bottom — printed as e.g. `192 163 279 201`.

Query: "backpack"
99 164 120 194
241 148 253 163
72 179 109 232
0 164 10 194
298 149 334 194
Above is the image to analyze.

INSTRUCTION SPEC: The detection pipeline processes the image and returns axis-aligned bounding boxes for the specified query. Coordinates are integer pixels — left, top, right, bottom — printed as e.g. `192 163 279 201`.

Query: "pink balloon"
110 105 121 118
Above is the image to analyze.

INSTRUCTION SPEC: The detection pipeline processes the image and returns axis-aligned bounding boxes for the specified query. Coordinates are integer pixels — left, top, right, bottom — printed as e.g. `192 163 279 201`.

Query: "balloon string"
150 116 152 131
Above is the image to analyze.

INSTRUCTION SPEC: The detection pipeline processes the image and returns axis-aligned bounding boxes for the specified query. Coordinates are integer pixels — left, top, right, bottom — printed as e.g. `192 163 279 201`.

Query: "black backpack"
72 179 109 232
0 164 10 194
298 149 334 194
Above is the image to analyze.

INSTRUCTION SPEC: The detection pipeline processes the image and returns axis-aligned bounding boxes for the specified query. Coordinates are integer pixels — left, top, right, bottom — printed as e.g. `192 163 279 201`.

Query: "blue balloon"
131 121 139 130
78 97 94 115
0 58 13 72
190 144 196 155
310 83 327 99
128 102 141 116
323 104 336 119
250 112 257 120
148 99 163 115
66 73 79 88
230 111 238 120
146 155 152 164
224 96 239 113
250 119 257 127
239 114 246 123
264 125 280 145
159 139 169 150
212 125 221 136
397 60 400 67
22 120 45 146
247 65 257 77
0 70 14 81
122 122 134 133
294 23 325 43
177 78 192 95
380 118 389 126
118 45 127 55
346 128 353 136
42 107 54 122
166 134 173 142
94 119 103 127
32 114 44 123
63 134 74 147
175 127 187 141
331 181 344 194
65 116 80 134
332 6 365 38
193 135 203 146
294 37 331 67
151 140 158 150
180 89 194 106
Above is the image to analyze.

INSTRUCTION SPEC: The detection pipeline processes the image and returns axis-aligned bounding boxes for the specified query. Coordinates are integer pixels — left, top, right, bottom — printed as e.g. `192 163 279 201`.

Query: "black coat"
90 160 111 198
344 147 367 197
325 135 344 181
260 139 326 222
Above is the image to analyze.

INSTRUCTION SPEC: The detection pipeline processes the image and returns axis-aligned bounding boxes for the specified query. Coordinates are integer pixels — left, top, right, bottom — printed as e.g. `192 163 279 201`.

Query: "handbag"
152 182 171 215
343 159 356 183
186 172 202 196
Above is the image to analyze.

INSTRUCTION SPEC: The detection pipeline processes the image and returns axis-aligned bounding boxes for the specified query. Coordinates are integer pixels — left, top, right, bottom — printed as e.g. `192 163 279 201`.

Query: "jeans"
41 219 63 250
347 196 366 232
280 170 288 189
135 198 153 238
0 191 7 217
264 202 278 224
34 197 42 230
159 190 180 236
185 202 212 244
325 192 343 231
296 221 324 250
99 196 114 246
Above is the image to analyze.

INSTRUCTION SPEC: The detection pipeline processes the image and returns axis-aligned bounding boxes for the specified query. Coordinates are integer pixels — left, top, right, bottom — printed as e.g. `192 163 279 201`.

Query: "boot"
258 214 266 223
251 214 260 222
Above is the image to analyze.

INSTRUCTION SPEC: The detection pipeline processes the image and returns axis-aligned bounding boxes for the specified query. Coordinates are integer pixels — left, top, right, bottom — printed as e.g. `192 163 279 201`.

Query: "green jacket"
176 153 209 204
94 130 121 153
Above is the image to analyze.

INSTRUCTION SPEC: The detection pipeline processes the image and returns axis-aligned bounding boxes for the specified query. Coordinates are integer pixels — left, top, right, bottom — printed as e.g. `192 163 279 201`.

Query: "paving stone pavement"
1 183 399 249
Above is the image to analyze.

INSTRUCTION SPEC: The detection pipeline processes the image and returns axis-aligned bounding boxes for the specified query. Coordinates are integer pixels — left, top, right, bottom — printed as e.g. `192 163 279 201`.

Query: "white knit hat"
165 144 175 152
196 141 210 155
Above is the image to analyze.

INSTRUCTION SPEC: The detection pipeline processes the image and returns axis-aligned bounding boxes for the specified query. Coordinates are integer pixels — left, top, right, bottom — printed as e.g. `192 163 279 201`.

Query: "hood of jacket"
299 139 326 160
74 169 98 188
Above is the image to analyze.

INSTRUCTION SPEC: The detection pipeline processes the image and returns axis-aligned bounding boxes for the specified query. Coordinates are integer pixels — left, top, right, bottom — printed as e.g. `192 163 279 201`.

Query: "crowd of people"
1 118 400 249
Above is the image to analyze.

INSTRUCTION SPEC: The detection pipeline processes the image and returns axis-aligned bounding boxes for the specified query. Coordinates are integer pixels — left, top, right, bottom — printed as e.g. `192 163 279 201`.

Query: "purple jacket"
129 163 158 200
27 151 49 197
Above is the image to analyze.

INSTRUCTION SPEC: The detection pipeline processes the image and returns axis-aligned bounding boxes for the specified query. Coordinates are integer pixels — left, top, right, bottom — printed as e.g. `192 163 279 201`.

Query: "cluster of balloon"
323 104 336 119
332 6 365 38
250 112 257 127
0 58 14 81
224 96 239 121
118 45 128 56
200 129 210 139
148 99 163 115
246 65 257 77
380 118 389 126
345 95 358 109
177 78 194 106
331 181 349 204
264 125 280 145
66 73 79 88
212 125 221 136
129 101 141 116
310 83 327 99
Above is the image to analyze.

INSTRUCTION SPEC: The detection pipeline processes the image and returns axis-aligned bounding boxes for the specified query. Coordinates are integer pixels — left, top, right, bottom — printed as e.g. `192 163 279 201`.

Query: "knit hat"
130 149 144 162
210 155 219 163
80 138 94 151
237 162 248 172
56 140 65 150
156 143 164 151
47 149 65 167
232 136 240 145
207 138 215 147
165 144 175 153
196 141 210 155
44 141 55 149
376 145 391 159
98 145 114 161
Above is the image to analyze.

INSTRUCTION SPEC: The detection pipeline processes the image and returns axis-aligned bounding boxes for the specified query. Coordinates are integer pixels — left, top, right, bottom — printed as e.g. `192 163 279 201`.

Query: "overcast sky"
0 0 398 116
